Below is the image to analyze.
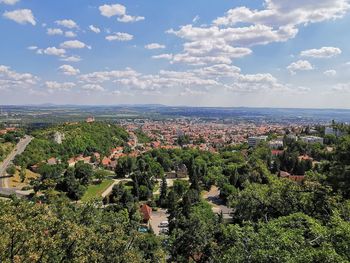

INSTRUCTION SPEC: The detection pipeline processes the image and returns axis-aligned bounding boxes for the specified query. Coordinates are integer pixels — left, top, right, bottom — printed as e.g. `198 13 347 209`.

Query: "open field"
8 168 39 189
81 180 115 202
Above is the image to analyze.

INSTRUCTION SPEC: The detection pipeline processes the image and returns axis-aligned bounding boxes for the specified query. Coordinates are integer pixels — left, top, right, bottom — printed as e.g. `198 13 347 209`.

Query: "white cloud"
106 32 133 41
65 31 76 38
55 19 78 29
78 64 287 95
58 64 80 76
145 43 166 50
60 55 81 63
117 14 144 23
152 54 173 60
99 3 144 23
47 28 63 35
0 0 20 5
324 69 337 76
166 1 350 66
213 1 350 27
287 60 314 74
27 46 38 50
42 47 66 57
99 4 126 17
45 81 76 91
3 9 36 25
81 84 105 92
89 25 100 33
301 47 342 58
0 65 38 89
332 83 350 92
60 40 90 49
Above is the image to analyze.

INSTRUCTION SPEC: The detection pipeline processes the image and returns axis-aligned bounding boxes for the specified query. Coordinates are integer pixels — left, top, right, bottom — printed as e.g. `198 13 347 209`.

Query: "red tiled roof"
140 204 152 221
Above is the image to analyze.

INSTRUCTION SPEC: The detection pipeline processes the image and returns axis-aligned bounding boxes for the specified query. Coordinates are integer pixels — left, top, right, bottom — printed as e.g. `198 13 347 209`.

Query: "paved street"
203 186 233 219
0 135 33 188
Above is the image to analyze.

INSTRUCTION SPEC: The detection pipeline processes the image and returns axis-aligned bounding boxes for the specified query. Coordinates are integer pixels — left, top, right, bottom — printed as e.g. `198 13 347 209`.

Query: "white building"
300 136 324 145
248 136 268 148
269 140 284 149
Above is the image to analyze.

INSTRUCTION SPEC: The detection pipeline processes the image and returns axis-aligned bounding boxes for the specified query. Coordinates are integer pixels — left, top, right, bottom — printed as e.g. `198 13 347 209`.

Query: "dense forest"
1 122 350 262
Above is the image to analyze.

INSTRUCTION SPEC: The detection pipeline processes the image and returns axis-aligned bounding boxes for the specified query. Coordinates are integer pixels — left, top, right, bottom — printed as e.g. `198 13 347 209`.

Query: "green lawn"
81 180 114 202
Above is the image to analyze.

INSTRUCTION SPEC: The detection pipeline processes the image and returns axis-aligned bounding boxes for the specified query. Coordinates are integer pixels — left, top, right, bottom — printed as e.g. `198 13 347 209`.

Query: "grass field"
81 179 114 202
8 168 39 189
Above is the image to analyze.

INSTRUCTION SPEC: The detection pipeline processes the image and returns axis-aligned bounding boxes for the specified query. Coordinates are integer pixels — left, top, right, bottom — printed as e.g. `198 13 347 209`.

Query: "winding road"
0 135 33 190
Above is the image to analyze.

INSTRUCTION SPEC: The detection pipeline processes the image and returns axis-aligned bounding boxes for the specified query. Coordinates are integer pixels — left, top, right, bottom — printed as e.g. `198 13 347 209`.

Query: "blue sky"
1 0 350 108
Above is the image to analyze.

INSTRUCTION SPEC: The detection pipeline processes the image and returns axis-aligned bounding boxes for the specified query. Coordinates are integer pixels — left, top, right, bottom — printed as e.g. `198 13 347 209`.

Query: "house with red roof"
140 204 152 224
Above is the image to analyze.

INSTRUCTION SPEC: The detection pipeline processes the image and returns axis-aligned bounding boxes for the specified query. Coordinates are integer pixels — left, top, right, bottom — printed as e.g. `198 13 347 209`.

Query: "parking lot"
150 208 169 235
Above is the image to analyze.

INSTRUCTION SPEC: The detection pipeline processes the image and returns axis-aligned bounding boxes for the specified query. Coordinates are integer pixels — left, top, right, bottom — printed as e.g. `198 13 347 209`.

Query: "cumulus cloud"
0 0 20 5
324 69 337 76
106 32 133 41
78 63 287 96
58 64 80 76
117 14 144 23
3 9 36 25
89 25 101 33
287 60 314 74
47 28 63 35
60 40 90 49
99 3 144 23
41 47 66 57
301 47 342 58
145 43 166 50
81 84 105 92
213 1 350 27
166 0 350 66
45 81 76 91
55 19 78 29
60 55 82 63
65 31 76 38
0 65 38 89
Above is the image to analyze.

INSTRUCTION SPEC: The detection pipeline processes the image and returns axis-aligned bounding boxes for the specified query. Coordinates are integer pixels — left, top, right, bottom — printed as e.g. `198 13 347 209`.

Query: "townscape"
1 106 350 262
1 0 350 261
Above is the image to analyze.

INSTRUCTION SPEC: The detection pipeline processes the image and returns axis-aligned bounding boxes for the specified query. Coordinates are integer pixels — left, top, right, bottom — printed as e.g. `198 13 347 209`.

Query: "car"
159 228 169 234
159 221 169 227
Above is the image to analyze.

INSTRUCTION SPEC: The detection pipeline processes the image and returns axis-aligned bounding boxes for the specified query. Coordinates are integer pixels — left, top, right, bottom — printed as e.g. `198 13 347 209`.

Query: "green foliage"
6 165 16 176
134 128 151 143
15 122 129 167
0 199 165 262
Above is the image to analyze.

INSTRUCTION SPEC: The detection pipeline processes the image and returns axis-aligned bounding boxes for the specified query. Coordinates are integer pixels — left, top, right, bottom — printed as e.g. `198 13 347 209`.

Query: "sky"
1 0 350 108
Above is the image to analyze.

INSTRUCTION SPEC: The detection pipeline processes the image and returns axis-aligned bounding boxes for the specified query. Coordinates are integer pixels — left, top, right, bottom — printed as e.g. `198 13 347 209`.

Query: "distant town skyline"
1 0 350 108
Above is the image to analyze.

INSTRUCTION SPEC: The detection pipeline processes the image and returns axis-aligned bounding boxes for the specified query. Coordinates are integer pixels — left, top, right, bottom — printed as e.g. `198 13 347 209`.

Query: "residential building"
248 136 268 148
300 136 324 145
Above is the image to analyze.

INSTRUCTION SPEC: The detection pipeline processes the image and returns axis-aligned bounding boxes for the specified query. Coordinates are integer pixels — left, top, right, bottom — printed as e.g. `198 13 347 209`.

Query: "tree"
158 177 167 207
74 161 93 185
20 166 26 183
6 165 16 176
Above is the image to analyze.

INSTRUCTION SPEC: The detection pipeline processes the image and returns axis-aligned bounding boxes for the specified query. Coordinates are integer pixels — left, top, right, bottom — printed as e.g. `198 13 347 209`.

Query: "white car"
159 221 169 227
159 228 169 234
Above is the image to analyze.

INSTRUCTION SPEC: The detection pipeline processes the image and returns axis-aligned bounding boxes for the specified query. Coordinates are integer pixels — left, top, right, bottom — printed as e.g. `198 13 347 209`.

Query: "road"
101 178 132 198
0 135 33 188
0 187 30 199
203 186 233 220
